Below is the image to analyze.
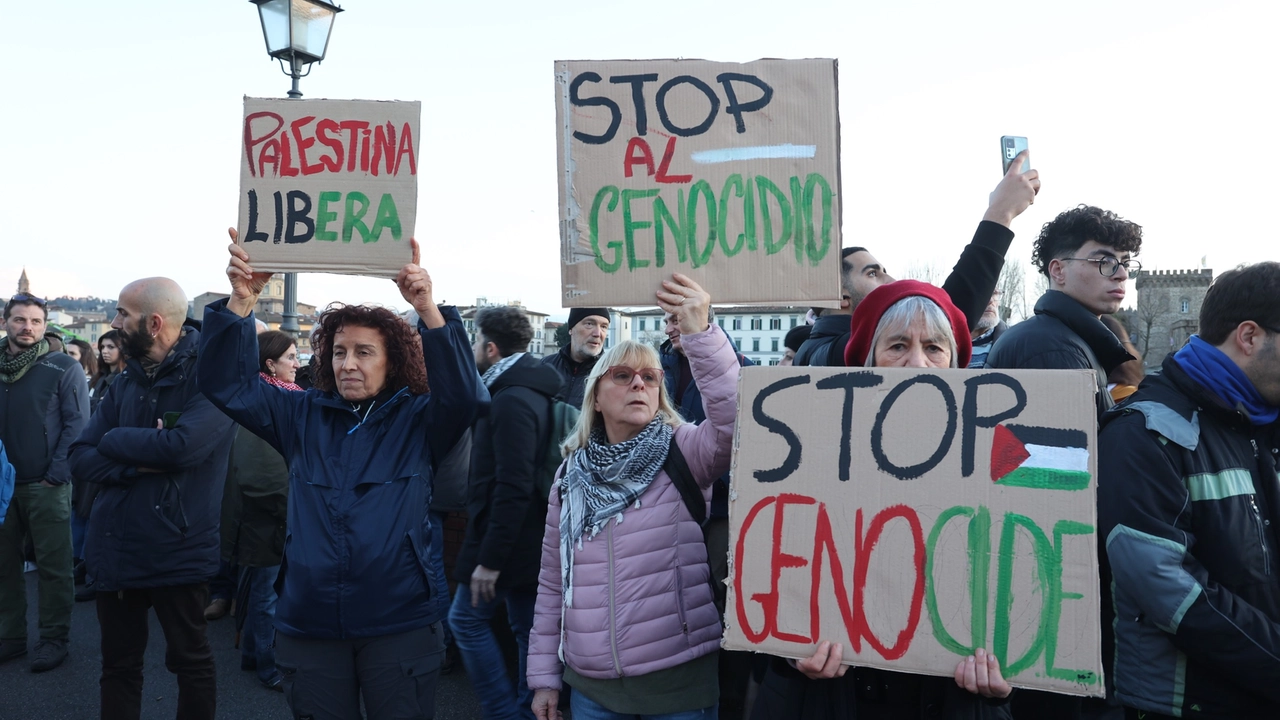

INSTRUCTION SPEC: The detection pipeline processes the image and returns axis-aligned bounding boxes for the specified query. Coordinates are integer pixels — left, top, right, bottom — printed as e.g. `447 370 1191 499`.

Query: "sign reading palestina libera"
236 97 420 279
555 59 843 307
725 367 1105 697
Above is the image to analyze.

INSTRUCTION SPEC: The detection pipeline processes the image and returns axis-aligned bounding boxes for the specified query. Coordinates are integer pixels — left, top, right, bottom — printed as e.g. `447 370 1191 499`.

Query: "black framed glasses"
603 366 664 388
1061 256 1142 277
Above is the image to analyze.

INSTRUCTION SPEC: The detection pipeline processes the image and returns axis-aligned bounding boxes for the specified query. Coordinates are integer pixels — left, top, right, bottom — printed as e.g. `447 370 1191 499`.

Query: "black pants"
276 622 444 720
96 583 216 720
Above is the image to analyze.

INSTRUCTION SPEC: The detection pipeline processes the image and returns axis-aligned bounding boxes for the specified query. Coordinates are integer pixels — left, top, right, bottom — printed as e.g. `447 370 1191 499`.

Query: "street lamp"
250 0 343 338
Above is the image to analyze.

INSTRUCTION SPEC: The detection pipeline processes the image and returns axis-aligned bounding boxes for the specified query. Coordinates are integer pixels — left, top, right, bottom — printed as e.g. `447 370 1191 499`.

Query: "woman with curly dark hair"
198 234 482 720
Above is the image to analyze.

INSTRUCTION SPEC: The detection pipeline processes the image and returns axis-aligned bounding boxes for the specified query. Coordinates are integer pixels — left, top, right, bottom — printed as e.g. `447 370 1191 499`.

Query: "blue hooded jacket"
197 299 481 639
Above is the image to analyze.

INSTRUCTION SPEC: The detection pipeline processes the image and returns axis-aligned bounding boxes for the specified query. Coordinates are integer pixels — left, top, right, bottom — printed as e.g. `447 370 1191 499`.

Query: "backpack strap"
663 435 705 526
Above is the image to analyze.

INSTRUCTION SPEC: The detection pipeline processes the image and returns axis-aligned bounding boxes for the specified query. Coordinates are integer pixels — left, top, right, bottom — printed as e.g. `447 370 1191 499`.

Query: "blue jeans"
240 564 281 682
570 689 718 720
448 583 536 720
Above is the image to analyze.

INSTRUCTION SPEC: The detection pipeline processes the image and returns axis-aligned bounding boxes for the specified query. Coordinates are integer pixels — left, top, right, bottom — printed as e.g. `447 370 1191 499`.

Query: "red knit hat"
843 280 972 368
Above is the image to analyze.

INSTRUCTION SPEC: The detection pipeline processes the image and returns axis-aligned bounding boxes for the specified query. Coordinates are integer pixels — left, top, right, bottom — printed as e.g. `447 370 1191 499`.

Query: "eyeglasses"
1060 256 1142 277
6 293 47 307
603 366 664 388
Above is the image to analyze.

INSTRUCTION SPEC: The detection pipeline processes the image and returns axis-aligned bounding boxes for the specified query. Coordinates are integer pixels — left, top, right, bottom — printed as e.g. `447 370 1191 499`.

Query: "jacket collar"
1033 291 1133 373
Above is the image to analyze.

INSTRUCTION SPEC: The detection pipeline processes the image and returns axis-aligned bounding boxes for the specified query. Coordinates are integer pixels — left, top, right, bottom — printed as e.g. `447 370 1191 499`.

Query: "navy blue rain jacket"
197 299 482 640
69 322 237 591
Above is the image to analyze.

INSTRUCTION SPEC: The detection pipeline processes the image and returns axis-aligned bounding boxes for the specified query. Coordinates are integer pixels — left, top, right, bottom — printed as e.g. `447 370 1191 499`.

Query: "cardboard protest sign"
555 59 842 307
237 97 420 278
724 367 1104 697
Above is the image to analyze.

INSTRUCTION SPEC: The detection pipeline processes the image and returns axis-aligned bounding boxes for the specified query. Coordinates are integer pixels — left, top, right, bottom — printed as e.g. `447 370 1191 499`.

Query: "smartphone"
1000 136 1029 174
163 411 182 429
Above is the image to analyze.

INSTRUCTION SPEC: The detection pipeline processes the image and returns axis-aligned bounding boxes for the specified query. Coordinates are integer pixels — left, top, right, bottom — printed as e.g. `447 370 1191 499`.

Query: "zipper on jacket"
1250 494 1271 575
607 522 624 677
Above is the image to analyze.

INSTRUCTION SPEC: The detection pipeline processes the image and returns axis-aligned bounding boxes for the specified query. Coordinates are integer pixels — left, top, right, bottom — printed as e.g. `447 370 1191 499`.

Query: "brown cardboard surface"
555 59 843 308
724 366 1104 697
236 97 420 279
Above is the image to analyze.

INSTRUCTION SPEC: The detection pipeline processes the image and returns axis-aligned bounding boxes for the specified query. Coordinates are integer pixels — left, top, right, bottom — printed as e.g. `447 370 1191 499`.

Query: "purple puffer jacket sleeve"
527 324 739 690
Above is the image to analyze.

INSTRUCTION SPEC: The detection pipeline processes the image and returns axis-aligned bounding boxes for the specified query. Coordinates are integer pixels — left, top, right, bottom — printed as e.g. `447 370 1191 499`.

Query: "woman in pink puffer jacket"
529 274 738 720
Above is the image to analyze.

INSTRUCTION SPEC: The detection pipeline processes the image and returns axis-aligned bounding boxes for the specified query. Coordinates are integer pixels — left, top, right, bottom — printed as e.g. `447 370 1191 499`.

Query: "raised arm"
396 240 484 464
943 150 1040 329
195 232 304 454
656 274 739 485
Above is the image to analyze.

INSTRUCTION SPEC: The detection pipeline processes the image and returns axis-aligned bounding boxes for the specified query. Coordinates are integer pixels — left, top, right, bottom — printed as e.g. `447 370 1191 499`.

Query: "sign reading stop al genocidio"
725 367 1105 697
236 97 421 279
555 59 843 307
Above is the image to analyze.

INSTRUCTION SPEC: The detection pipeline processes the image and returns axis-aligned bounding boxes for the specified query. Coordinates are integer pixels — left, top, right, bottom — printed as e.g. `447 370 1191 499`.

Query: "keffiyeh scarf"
558 416 673 607
0 338 48 384
481 352 525 388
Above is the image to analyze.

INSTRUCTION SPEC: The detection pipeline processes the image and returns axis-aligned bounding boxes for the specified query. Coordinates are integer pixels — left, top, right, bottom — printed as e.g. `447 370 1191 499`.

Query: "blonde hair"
863 296 958 368
561 340 686 454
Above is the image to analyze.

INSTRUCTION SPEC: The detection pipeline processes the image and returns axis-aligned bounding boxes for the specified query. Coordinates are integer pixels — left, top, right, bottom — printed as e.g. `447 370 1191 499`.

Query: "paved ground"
0 573 484 719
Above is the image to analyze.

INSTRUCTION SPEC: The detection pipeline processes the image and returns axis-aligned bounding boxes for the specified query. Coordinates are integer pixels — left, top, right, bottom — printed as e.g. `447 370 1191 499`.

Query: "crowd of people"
1 150 1278 720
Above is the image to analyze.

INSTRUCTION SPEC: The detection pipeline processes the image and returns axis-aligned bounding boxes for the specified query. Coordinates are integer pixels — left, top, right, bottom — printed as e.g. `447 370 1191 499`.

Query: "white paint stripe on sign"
690 144 817 164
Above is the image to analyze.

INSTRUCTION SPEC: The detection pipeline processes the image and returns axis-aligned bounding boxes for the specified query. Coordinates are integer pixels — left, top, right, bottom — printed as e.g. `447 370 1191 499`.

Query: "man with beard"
967 289 1006 368
0 293 89 673
70 278 236 720
541 307 609 408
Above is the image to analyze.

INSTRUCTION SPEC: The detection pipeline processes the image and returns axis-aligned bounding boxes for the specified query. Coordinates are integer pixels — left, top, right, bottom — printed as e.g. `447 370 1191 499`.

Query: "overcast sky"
3 0 1274 320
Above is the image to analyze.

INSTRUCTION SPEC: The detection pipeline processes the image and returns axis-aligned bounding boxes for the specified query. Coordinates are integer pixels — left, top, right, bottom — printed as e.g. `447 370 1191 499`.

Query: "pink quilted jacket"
526 326 738 689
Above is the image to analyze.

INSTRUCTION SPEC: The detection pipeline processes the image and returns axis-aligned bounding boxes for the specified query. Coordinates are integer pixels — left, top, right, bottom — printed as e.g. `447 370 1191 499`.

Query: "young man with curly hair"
985 206 1143 720
985 204 1143 420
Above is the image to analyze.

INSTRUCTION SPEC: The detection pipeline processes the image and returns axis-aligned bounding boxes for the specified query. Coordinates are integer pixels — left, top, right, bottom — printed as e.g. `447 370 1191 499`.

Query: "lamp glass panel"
290 0 336 60
258 0 291 54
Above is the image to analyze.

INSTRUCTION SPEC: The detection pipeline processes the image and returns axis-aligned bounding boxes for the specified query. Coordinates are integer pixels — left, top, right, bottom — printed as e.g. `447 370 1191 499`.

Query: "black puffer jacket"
984 290 1133 420
1098 356 1280 719
455 354 565 590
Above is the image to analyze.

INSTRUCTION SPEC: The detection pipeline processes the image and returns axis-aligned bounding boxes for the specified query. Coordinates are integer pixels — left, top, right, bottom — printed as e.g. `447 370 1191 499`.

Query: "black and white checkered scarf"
558 416 673 607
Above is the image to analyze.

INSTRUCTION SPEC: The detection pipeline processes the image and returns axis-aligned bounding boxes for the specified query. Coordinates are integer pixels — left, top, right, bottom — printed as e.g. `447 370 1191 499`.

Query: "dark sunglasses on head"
604 366 664 388
7 292 47 307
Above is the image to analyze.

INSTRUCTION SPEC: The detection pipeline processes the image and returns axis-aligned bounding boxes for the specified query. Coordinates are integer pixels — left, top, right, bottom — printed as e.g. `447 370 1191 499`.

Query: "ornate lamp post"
250 0 343 336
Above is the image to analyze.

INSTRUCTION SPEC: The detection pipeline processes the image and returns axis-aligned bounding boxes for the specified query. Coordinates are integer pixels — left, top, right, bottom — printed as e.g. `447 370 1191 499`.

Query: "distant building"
17 268 30 295
1133 268 1213 368
624 305 807 366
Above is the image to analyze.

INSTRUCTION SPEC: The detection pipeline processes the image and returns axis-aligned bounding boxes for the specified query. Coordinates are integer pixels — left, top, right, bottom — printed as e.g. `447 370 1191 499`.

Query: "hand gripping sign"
237 97 421 278
724 366 1105 697
555 59 843 308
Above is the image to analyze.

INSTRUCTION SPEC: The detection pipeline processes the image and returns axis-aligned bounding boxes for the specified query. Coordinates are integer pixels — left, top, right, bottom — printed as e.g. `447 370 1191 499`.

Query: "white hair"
863 296 958 368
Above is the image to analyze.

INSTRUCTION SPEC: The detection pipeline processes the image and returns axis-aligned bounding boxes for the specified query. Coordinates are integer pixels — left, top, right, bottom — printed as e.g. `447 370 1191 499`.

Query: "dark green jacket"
221 426 289 568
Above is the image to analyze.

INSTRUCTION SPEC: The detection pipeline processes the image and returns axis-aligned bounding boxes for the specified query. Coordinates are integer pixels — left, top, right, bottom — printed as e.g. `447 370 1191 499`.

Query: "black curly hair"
475 306 533 357
1032 205 1143 277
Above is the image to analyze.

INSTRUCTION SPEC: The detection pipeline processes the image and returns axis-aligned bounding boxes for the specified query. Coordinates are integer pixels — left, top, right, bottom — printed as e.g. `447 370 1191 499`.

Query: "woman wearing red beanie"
843 279 973 369
753 281 1011 720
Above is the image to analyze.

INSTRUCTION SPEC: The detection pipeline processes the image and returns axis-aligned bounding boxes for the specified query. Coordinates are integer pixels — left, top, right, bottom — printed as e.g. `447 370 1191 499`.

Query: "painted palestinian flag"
990 424 1091 490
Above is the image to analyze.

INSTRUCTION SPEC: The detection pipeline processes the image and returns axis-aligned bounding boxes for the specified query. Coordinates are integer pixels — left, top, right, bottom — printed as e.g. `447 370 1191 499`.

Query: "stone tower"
17 267 30 295
1133 268 1213 367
